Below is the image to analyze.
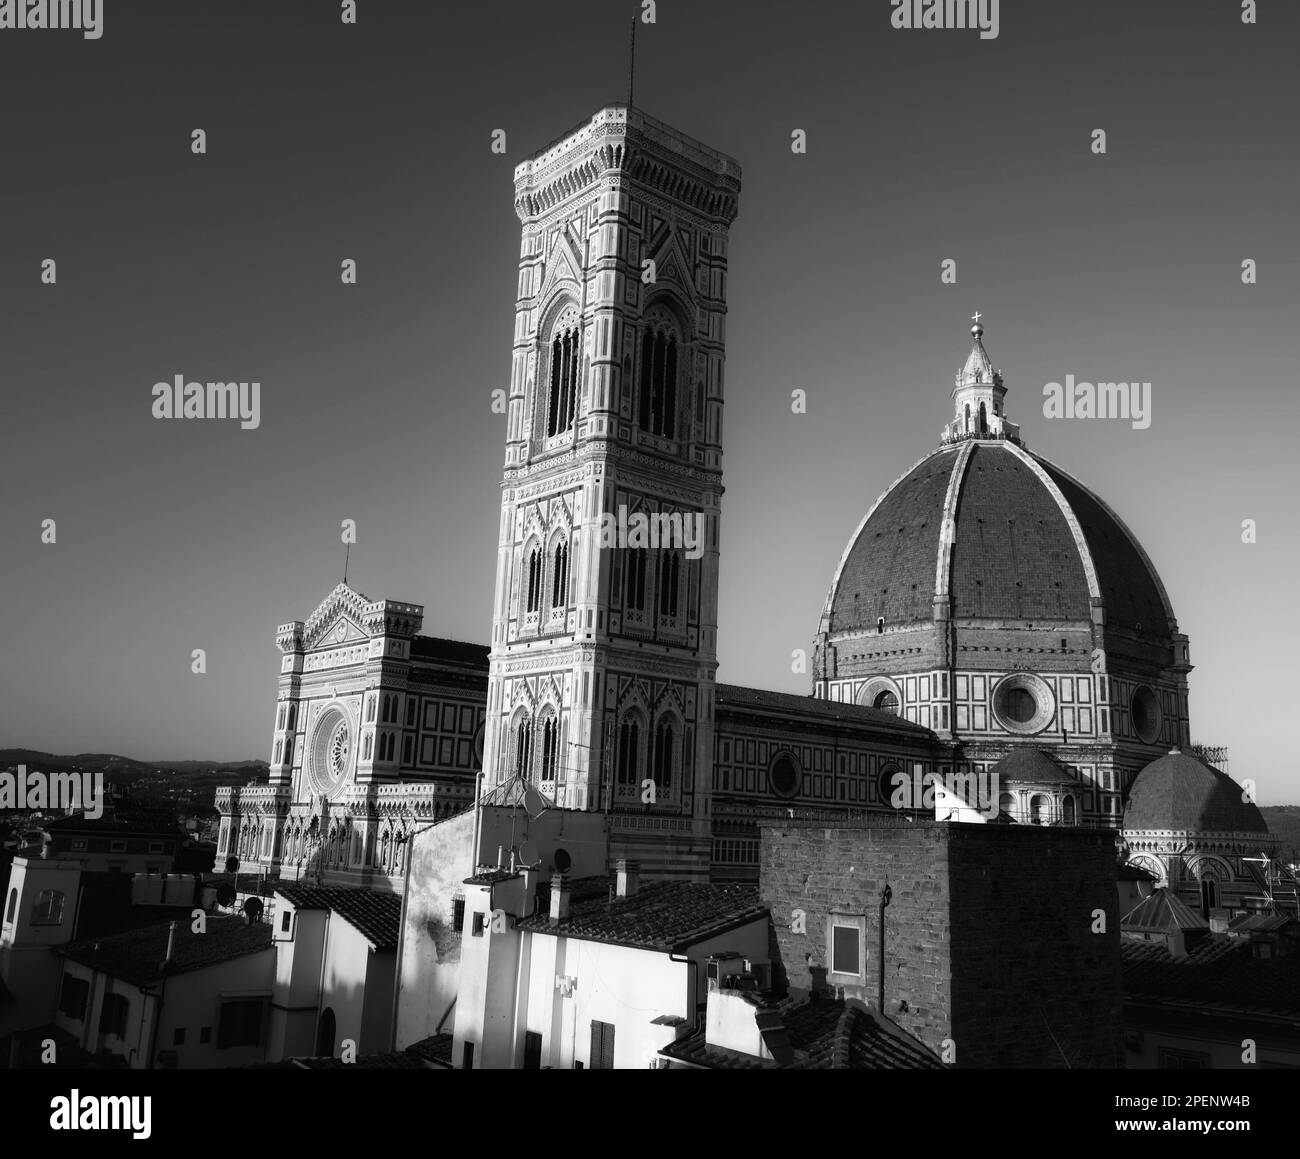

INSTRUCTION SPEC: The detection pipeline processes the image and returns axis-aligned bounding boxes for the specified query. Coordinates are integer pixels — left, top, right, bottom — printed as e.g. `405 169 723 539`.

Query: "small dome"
990 748 1075 786
1123 750 1268 835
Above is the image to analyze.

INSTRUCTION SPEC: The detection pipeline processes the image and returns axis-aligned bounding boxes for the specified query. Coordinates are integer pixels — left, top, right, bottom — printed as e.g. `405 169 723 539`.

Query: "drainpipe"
147 920 177 1069
877 885 892 1013
471 771 484 872
390 827 416 1052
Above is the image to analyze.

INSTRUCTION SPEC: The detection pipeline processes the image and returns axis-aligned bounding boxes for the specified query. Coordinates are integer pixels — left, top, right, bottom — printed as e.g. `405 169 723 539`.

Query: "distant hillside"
0 750 268 787
1260 806 1300 862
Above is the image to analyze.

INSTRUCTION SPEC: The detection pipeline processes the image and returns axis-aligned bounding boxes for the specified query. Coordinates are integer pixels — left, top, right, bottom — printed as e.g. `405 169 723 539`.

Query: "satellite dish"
523 787 548 821
242 897 264 924
518 840 540 868
225 856 240 874
216 883 236 907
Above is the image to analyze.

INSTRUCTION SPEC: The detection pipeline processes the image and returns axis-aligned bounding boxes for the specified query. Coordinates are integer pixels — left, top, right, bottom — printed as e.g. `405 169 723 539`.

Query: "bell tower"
482 105 741 879
942 314 1020 444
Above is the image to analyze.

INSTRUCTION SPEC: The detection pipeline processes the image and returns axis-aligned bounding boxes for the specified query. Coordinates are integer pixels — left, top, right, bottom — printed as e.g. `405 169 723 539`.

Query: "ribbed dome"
1123 750 1268 835
823 441 1173 638
990 748 1075 786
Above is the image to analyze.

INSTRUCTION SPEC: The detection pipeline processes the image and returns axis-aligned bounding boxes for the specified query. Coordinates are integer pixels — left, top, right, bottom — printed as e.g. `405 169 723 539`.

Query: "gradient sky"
2 1 1297 801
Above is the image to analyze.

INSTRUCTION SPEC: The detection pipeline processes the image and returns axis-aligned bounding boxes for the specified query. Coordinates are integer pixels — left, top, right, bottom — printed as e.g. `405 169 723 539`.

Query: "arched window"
547 321 579 437
999 792 1016 820
32 889 65 925
514 713 533 778
526 546 542 614
551 541 569 610
1062 796 1077 824
624 549 647 612
658 552 680 617
617 716 641 787
653 719 675 793
638 322 678 438
873 690 899 715
1029 794 1047 825
964 402 971 432
366 696 375 723
978 401 988 435
541 716 559 784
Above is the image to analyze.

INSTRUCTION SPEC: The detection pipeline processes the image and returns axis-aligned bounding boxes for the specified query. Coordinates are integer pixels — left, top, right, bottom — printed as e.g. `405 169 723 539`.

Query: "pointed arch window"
979 402 988 435
653 718 675 794
525 545 542 614
541 716 559 785
657 551 681 617
514 712 534 779
547 321 580 437
638 322 679 439
551 541 569 610
617 715 641 788
624 548 648 613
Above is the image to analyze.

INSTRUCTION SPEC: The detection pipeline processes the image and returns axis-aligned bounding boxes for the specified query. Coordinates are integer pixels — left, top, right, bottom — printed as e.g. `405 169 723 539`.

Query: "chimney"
549 873 570 925
1166 929 1186 960
1208 908 1230 935
615 859 640 899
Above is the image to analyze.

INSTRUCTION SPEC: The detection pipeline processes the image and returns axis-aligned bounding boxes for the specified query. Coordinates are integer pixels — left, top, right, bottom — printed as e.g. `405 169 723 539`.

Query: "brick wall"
759 817 1122 1068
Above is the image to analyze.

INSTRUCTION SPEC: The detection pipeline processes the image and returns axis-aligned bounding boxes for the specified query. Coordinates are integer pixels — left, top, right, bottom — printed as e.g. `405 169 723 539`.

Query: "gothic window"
551 541 569 610
405 698 416 727
653 719 675 793
638 321 679 438
617 715 642 788
277 705 285 729
403 735 413 765
658 551 681 617
525 545 542 614
979 402 988 435
287 704 296 730
274 739 283 764
547 320 580 437
624 548 648 612
514 712 534 778
964 403 971 432
541 716 559 784
366 696 376 724
363 733 372 761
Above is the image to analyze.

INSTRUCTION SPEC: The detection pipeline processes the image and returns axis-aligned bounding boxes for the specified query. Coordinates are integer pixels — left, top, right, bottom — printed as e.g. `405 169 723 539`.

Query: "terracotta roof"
990 748 1075 786
409 636 490 668
518 878 767 952
405 1033 454 1068
660 997 946 1069
1122 937 1300 1020
715 684 933 736
464 868 522 886
1121 888 1209 933
1123 750 1270 835
275 886 402 950
58 916 272 986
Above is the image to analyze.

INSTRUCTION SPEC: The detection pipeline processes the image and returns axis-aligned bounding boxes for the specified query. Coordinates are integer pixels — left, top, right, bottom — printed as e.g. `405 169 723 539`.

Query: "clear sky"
2 0 1297 801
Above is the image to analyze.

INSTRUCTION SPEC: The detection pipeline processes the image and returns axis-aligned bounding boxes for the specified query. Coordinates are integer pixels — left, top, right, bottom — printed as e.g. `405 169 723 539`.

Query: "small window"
31 889 66 925
173 1027 186 1046
590 1020 616 1069
453 898 466 933
199 1026 212 1045
523 1030 543 1069
831 924 862 976
110 840 127 853
4 888 16 924
471 911 486 937
148 842 165 854
217 1000 264 1049
58 972 89 1021
280 910 292 934
463 1041 475 1070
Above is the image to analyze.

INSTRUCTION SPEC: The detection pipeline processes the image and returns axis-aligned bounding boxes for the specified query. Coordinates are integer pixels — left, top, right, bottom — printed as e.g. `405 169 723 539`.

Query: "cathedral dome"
819 323 1175 645
1123 750 1268 835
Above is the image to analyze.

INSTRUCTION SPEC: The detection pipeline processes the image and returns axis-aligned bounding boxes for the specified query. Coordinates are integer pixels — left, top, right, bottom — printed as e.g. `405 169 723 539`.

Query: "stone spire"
942 314 1020 445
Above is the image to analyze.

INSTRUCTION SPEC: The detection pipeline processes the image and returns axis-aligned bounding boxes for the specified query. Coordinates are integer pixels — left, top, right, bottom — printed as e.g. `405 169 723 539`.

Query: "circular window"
873 690 899 715
310 708 352 797
991 673 1055 735
1131 685 1161 744
553 848 572 873
769 752 800 799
